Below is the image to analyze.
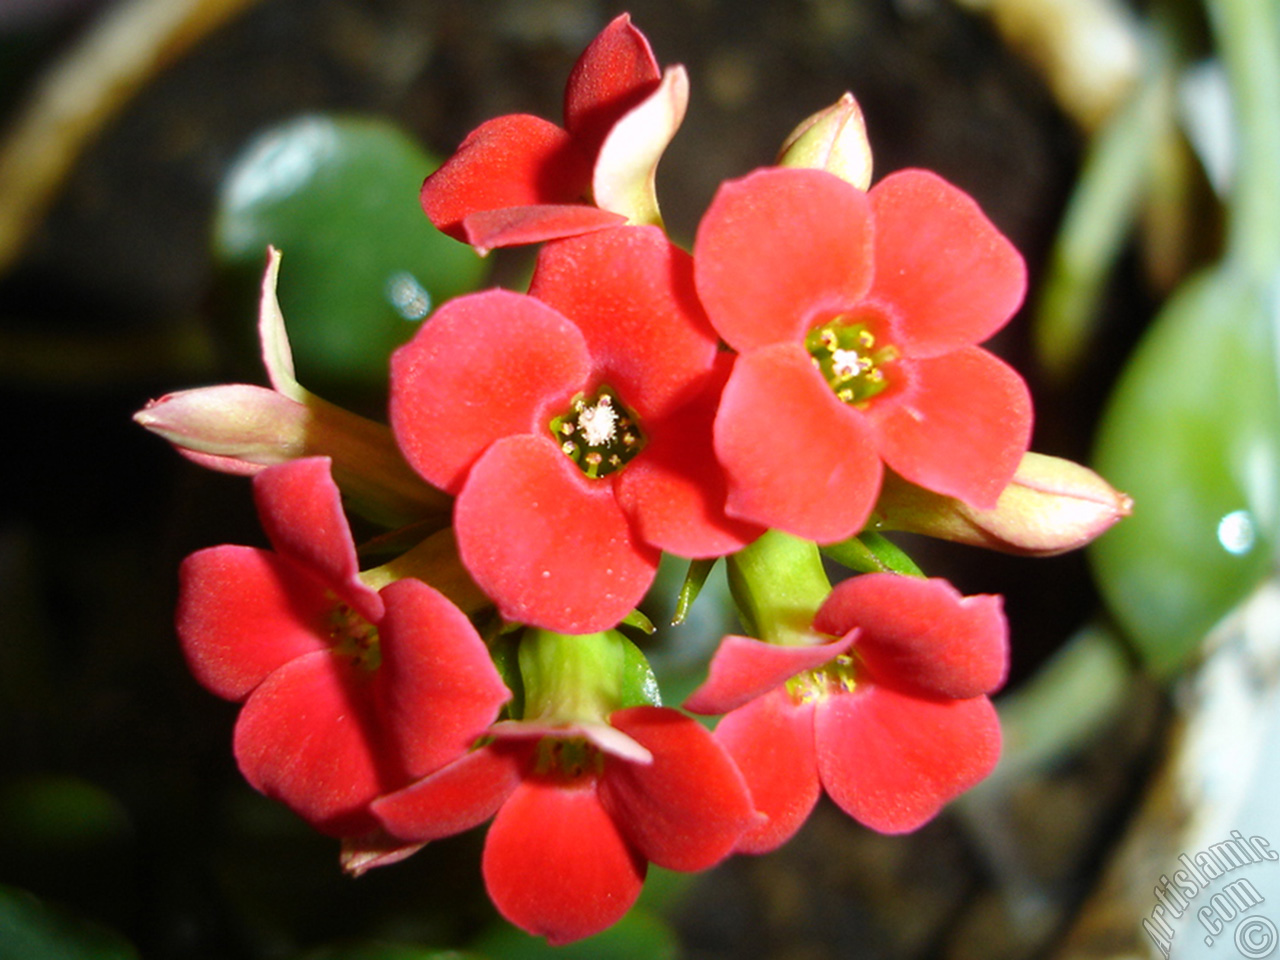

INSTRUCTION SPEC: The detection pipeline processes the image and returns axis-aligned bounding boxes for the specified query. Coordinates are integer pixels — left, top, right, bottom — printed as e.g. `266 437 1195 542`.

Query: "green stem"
1207 0 1280 275
725 530 831 646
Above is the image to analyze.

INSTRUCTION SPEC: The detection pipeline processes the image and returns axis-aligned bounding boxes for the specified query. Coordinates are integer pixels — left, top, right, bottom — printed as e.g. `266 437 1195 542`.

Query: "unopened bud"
135 386 448 530
874 452 1132 556
777 92 873 190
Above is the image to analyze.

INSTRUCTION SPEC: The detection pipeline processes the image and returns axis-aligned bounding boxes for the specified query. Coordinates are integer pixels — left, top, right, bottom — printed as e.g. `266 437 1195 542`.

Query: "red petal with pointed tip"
563 13 661 161
602 706 755 872
614 365 762 558
454 435 659 633
253 457 382 622
814 687 1001 834
712 688 821 853
420 115 592 241
461 204 625 254
813 574 1008 699
177 545 331 701
483 776 645 945
714 345 882 542
373 745 523 843
867 169 1026 357
530 226 718 419
684 633 853 716
390 290 591 494
694 167 874 353
869 347 1032 509
375 578 511 779
233 649 388 837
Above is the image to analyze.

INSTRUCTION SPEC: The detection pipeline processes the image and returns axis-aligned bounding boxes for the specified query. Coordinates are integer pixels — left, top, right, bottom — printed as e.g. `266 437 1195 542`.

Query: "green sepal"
672 558 717 625
619 608 656 636
822 531 925 577
619 635 663 708
487 630 524 723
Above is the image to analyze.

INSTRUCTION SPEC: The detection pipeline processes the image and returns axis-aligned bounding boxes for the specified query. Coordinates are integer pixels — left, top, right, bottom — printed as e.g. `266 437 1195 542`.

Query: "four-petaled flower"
177 456 511 836
685 572 1007 850
373 706 756 945
420 14 688 253
390 225 759 633
694 166 1033 543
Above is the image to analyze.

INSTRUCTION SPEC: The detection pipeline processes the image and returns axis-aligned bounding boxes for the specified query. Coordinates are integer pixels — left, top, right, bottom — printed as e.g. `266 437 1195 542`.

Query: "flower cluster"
138 13 1130 946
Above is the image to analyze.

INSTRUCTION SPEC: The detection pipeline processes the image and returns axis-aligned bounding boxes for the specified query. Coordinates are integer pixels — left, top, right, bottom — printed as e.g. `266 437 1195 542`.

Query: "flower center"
533 736 603 781
786 653 858 704
805 316 898 406
327 601 381 671
549 386 646 479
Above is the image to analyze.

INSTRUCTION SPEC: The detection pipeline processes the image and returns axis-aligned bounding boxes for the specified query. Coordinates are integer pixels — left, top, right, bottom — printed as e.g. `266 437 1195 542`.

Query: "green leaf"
1091 265 1280 676
0 885 139 960
470 907 678 960
213 114 488 392
297 945 488 960
619 635 662 708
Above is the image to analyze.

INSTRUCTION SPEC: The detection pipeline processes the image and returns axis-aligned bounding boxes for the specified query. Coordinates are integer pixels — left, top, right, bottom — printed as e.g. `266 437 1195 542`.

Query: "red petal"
714 346 882 542
373 745 523 843
375 578 511 779
614 360 762 557
813 574 1008 698
420 115 592 241
684 633 854 716
233 650 389 837
694 167 874 353
483 776 645 945
869 347 1033 509
252 457 382 622
530 226 718 419
602 706 755 872
389 289 591 494
712 688 821 853
814 686 1001 834
867 169 1026 356
454 435 659 633
563 13 661 161
461 204 625 254
177 545 330 701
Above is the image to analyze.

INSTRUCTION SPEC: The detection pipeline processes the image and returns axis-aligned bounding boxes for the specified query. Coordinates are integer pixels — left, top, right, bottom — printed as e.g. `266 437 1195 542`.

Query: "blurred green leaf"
298 943 487 960
469 907 677 960
213 114 488 392
1091 264 1280 676
0 885 139 960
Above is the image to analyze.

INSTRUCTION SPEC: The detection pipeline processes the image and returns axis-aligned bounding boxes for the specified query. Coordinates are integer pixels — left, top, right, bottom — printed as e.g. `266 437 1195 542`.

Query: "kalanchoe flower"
390 225 759 633
694 166 1033 543
373 630 756 945
177 456 510 836
421 14 688 253
686 572 1007 849
871 452 1134 556
135 247 446 529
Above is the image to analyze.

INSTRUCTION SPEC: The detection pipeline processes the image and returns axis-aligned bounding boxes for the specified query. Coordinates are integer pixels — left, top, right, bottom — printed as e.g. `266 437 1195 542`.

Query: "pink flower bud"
874 452 1132 556
776 92 873 190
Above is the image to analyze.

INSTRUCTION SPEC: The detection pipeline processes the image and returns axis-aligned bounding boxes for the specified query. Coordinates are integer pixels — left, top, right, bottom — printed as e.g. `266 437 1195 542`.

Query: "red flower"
421 14 688 253
685 573 1006 849
694 166 1033 543
176 457 510 836
390 226 759 633
373 707 756 944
